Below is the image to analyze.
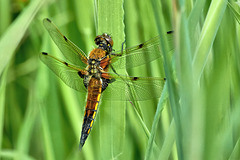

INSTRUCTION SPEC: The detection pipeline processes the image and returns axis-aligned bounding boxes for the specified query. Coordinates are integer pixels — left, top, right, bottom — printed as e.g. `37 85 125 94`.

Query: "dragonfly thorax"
87 59 102 78
89 48 107 60
88 58 100 66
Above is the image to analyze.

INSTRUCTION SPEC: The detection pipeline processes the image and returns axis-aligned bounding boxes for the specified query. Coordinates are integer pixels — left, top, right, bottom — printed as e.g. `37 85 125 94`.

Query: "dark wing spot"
164 78 167 80
78 71 84 78
42 52 48 55
132 77 139 81
64 62 68 66
167 31 174 34
63 36 68 41
46 18 51 23
138 43 144 48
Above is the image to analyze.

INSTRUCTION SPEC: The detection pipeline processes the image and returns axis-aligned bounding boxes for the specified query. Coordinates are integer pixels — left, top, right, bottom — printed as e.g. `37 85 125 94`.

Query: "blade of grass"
192 0 227 79
158 119 176 160
0 0 11 34
228 138 240 160
0 0 45 75
37 42 55 160
0 150 35 160
175 6 198 160
0 67 8 151
15 89 38 158
188 0 206 53
96 0 125 159
151 0 183 159
227 1 240 24
202 9 233 159
144 83 169 160
39 106 55 160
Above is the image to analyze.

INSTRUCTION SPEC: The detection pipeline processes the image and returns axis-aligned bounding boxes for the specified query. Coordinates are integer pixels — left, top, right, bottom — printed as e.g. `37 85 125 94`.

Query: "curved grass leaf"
96 0 125 159
192 0 227 79
144 83 169 160
0 68 8 151
0 0 45 75
227 1 240 24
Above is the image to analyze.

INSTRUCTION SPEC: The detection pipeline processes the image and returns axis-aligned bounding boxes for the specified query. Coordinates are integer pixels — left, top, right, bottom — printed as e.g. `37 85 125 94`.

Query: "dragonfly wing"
43 18 88 67
107 31 173 70
101 72 166 101
40 52 87 93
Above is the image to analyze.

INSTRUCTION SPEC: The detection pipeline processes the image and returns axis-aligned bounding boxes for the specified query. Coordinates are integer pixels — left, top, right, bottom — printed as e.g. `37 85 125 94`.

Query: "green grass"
1 0 240 160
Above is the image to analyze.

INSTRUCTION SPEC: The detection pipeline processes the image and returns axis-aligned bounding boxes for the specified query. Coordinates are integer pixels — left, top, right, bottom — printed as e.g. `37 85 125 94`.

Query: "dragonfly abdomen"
79 78 102 149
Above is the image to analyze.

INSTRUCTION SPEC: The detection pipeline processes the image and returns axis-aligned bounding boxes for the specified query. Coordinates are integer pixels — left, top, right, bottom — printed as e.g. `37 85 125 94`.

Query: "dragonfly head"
95 33 113 53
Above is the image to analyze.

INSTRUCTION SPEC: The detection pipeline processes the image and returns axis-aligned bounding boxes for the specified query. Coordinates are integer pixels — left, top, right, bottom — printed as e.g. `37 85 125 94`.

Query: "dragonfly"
40 18 173 149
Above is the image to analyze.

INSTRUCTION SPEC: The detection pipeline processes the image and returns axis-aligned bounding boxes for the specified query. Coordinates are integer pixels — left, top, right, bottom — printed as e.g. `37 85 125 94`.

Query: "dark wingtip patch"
167 31 174 34
138 43 144 49
64 62 68 66
42 52 48 55
132 77 139 81
63 36 67 41
46 18 51 22
164 78 167 80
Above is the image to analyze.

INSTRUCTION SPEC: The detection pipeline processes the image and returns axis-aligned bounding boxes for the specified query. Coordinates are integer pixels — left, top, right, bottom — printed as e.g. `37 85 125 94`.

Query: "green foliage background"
0 0 240 160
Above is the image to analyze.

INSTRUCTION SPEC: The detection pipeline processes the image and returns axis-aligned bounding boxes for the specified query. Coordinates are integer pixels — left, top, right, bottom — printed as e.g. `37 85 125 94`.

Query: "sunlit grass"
1 0 240 160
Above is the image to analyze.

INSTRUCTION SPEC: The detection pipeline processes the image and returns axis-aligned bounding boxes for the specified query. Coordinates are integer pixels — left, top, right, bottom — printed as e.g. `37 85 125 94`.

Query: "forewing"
43 18 88 67
101 73 166 101
108 31 173 70
40 52 87 93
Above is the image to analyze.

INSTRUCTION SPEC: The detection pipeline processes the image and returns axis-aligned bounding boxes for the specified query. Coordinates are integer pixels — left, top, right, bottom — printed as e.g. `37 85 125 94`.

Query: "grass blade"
0 0 45 75
227 1 240 24
0 68 8 151
192 0 227 79
96 0 125 159
144 83 169 160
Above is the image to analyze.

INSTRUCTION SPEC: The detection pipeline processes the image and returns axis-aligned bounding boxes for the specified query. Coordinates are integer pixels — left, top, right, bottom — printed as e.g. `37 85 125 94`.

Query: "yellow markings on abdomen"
90 120 94 127
96 93 101 102
92 88 101 119
92 101 99 119
81 78 102 144
92 111 97 120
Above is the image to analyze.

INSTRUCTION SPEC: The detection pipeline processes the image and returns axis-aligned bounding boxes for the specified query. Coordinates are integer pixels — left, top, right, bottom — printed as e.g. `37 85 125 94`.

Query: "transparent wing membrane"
101 73 166 101
40 52 165 101
43 18 88 67
108 32 173 70
40 52 87 93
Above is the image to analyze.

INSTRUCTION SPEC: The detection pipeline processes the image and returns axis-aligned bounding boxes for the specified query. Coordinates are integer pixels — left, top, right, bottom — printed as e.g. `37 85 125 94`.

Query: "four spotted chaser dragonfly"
40 18 172 149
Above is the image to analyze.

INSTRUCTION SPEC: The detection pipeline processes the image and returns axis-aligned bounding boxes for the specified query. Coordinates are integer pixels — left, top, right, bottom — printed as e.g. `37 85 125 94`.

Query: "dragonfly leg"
121 40 126 55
